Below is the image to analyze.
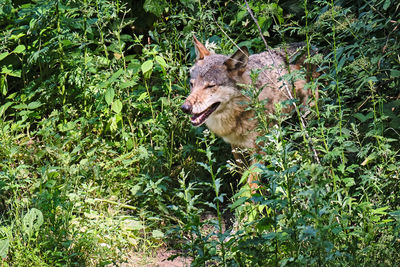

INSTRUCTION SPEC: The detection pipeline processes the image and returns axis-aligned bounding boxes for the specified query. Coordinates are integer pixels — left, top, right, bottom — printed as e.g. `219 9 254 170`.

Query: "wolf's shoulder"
248 50 285 68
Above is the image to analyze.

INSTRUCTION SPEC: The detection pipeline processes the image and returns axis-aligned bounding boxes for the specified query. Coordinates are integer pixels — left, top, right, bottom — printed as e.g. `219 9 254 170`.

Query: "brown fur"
182 37 318 188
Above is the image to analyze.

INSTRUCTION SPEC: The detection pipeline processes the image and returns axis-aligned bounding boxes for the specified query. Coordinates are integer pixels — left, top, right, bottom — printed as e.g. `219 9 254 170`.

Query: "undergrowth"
0 0 399 266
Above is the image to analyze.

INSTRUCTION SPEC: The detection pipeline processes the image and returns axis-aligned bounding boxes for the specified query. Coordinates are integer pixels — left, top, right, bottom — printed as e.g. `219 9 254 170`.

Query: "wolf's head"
181 36 250 126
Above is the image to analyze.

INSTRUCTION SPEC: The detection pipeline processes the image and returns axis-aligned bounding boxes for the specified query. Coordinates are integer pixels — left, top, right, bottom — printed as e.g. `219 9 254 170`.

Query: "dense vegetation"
0 0 399 265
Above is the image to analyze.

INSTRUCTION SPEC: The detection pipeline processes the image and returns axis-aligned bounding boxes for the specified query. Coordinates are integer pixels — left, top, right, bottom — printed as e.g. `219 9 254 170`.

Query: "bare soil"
116 249 192 267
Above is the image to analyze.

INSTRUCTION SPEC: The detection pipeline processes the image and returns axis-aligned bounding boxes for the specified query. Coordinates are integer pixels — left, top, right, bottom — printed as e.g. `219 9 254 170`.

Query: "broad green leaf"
141 60 153 74
122 219 144 231
0 52 9 61
236 9 247 22
143 0 167 17
12 44 26 54
179 0 195 10
354 113 367 122
230 197 247 209
0 102 13 117
155 55 167 68
13 103 28 110
108 69 124 83
61 39 73 46
127 60 141 73
354 112 373 122
372 206 390 215
390 69 400 78
112 99 122 113
390 210 400 221
27 101 42 109
152 229 164 239
0 238 9 259
9 33 26 40
383 0 390 10
120 80 137 89
105 88 115 105
1 65 21 78
22 208 44 237
343 178 355 187
137 92 148 101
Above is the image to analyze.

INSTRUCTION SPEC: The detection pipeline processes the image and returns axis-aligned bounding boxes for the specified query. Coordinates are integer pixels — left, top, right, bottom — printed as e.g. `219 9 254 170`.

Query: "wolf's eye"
206 84 215 89
190 81 194 88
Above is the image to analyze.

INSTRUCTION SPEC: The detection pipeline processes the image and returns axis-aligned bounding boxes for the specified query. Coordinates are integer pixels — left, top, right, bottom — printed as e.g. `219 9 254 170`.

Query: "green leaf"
230 197 247 209
354 112 373 123
143 0 167 17
361 152 376 166
0 52 9 61
13 103 28 110
108 69 124 83
22 208 44 237
137 92 148 101
1 65 21 78
120 80 137 89
0 102 13 117
152 229 164 239
155 55 167 68
10 33 26 41
383 0 390 10
141 60 153 74
354 113 367 122
127 60 141 73
112 99 123 113
12 44 26 54
0 238 9 259
343 178 355 187
372 206 389 215
27 101 42 109
236 9 247 22
390 69 400 78
389 210 400 221
0 75 7 95
180 0 195 10
105 88 115 105
122 219 144 231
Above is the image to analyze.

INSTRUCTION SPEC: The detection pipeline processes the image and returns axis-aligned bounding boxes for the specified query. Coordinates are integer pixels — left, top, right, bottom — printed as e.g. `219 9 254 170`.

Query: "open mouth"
190 102 221 126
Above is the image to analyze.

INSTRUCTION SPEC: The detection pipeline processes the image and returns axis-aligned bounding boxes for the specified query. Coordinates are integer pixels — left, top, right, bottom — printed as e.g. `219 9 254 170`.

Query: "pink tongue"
191 113 206 125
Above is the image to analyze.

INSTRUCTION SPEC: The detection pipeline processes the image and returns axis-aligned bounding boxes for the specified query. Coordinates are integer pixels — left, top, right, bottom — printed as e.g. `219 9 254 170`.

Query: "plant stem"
56 0 66 105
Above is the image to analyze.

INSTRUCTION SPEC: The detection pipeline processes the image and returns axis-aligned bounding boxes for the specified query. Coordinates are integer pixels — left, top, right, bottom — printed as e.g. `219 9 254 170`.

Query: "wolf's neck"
206 96 258 148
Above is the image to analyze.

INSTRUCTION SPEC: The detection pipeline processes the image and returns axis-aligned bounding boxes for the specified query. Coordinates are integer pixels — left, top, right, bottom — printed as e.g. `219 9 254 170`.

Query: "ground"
112 249 191 267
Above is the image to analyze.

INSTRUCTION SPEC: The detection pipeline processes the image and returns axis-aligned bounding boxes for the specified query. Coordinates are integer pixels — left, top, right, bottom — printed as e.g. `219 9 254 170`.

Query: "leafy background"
0 0 399 265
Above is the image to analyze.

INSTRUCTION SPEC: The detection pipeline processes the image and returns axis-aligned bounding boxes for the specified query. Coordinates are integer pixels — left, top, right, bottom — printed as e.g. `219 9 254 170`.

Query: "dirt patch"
116 249 192 267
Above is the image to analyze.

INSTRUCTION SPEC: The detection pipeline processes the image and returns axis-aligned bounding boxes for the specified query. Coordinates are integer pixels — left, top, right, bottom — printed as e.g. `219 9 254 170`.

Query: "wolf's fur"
182 36 317 152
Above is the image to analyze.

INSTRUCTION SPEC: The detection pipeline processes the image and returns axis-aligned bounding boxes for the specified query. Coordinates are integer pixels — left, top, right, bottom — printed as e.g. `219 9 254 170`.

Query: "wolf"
181 36 317 188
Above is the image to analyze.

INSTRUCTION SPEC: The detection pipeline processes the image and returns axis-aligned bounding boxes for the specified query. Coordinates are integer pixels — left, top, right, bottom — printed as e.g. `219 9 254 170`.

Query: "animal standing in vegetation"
181 36 317 188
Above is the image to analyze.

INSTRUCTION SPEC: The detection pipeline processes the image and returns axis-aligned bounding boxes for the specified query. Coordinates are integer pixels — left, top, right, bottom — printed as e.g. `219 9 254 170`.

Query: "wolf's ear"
224 46 249 71
193 34 210 60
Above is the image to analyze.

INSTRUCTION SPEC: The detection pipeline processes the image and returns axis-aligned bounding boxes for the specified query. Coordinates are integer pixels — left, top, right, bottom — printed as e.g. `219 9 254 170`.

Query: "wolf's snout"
181 103 192 114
